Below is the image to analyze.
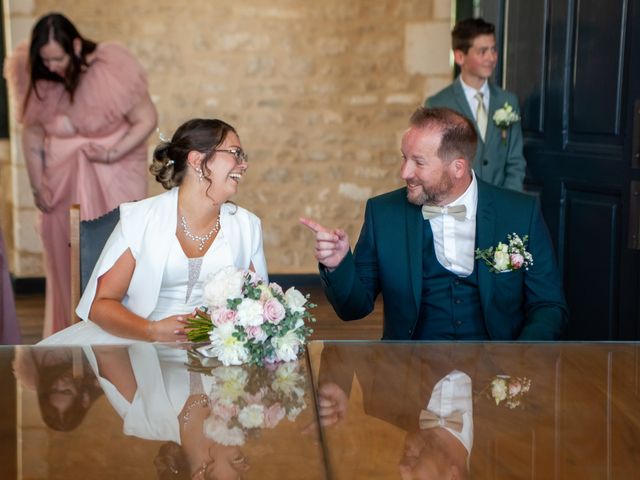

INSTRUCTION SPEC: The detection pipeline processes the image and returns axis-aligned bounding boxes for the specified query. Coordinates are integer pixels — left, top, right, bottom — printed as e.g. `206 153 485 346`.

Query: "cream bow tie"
419 409 464 432
421 204 467 221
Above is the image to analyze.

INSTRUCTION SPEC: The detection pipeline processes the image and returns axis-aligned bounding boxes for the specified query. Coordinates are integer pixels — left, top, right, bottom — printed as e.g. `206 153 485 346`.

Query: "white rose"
238 404 264 429
203 417 245 446
203 267 245 308
493 251 510 271
493 109 508 123
284 287 307 313
491 378 508 405
236 298 264 327
271 329 303 362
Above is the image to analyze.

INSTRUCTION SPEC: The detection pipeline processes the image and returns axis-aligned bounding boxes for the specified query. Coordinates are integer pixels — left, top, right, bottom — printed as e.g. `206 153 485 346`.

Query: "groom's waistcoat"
413 222 489 340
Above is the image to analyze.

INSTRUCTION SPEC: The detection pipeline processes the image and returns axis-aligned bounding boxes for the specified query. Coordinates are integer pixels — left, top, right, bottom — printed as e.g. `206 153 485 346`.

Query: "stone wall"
3 0 453 275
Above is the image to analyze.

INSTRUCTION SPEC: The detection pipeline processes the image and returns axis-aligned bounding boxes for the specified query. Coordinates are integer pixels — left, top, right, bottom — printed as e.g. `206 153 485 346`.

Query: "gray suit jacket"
426 78 526 191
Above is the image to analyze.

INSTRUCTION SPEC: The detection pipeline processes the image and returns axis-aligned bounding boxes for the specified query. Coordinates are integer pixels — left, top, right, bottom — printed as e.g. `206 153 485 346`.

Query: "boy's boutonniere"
475 233 533 273
493 102 520 144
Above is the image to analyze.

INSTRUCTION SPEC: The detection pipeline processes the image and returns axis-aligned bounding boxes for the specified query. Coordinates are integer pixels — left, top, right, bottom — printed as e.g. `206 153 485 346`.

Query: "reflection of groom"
316 345 481 479
301 107 567 340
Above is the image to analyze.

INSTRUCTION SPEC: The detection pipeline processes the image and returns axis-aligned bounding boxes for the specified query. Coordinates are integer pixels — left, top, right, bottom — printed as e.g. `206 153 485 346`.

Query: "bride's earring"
195 167 203 182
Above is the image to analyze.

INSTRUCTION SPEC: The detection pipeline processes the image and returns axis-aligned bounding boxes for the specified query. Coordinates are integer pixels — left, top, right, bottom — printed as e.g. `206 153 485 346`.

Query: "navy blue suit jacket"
321 180 568 340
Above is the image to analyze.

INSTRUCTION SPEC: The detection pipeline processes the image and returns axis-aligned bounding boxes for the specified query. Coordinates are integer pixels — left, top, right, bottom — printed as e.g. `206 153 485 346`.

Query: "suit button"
483 160 489 166
456 320 462 326
454 279 460 286
455 298 462 305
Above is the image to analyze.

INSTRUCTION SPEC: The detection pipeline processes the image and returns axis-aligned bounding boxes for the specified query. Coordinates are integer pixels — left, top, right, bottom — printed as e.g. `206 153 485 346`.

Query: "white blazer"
76 187 268 321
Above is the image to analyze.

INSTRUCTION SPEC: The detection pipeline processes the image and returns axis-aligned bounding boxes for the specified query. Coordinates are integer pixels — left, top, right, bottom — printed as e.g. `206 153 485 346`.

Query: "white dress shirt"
459 77 490 122
424 370 474 456
428 172 478 276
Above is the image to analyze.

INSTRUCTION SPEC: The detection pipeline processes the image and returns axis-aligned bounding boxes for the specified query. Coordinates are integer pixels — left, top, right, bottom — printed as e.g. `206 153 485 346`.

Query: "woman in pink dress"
4 13 157 338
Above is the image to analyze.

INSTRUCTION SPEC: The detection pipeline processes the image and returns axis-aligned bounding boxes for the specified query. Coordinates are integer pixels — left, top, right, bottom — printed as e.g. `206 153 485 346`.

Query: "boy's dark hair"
452 17 495 53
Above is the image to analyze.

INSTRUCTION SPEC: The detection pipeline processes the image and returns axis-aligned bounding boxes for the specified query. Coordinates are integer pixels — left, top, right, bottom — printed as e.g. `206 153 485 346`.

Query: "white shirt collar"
444 171 478 220
425 370 474 456
459 76 489 97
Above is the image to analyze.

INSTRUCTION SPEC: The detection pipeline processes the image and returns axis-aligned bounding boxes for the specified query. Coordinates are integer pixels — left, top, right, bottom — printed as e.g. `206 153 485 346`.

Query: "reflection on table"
309 342 640 480
1 341 640 479
4 344 324 479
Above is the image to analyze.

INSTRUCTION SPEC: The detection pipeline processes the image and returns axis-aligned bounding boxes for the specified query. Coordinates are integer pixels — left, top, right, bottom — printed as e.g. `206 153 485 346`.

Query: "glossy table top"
1 341 639 479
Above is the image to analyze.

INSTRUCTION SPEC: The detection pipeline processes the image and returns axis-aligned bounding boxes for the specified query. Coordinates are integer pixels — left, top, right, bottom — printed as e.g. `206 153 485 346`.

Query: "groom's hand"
300 217 349 271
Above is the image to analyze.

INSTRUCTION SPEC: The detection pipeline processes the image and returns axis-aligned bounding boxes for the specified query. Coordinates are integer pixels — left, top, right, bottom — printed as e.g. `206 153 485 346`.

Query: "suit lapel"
452 79 476 127
475 180 496 314
486 82 503 150
405 198 424 315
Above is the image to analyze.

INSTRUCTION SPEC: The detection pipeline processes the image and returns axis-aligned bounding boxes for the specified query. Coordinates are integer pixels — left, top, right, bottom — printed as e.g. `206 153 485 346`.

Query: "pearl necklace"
181 213 221 251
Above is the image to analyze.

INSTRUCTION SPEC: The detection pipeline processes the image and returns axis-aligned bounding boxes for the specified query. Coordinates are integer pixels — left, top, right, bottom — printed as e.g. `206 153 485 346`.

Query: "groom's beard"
406 170 454 207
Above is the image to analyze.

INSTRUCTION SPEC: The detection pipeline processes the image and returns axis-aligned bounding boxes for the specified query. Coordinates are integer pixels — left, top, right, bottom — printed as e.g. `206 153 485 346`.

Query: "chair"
70 205 120 324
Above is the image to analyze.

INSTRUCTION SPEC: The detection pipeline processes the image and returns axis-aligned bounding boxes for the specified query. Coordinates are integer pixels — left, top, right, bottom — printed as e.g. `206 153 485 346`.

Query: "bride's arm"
92 346 137 402
89 249 187 342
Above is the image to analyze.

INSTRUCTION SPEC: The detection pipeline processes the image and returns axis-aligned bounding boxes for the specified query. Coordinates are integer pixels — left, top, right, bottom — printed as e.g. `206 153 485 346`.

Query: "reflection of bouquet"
185 267 315 366
187 355 307 446
488 375 531 409
475 233 533 273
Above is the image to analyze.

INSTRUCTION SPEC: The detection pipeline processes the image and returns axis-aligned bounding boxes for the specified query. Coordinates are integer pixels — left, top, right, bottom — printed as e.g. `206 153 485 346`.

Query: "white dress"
40 232 235 345
39 187 267 346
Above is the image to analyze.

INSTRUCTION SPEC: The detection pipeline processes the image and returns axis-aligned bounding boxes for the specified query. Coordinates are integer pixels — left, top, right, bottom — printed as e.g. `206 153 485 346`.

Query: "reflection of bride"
12 346 103 431
87 343 250 479
40 118 267 345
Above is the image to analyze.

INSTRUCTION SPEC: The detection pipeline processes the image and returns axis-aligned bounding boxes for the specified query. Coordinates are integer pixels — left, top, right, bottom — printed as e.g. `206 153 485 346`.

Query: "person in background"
426 17 526 191
4 12 157 337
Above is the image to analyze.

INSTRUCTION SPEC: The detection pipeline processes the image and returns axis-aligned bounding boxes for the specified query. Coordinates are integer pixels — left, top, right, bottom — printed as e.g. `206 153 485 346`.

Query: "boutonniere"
487 375 532 409
492 102 520 144
475 233 533 273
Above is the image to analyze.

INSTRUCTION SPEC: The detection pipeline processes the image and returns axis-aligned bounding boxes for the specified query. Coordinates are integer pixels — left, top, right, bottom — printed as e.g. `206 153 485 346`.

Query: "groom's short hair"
452 17 495 53
409 107 478 165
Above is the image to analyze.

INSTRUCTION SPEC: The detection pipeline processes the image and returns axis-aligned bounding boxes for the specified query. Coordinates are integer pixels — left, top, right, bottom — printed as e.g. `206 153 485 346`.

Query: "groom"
301 107 567 340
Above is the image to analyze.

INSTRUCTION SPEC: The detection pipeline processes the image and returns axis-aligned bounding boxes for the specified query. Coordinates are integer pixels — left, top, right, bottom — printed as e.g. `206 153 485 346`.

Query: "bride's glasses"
214 147 248 165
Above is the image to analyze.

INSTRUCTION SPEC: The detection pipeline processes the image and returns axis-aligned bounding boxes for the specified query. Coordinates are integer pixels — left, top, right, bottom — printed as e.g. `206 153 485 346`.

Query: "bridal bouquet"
185 267 315 366
187 354 308 446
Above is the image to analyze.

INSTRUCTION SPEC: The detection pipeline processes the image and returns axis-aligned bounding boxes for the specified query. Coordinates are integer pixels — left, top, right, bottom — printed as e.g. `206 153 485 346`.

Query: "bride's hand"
148 315 189 342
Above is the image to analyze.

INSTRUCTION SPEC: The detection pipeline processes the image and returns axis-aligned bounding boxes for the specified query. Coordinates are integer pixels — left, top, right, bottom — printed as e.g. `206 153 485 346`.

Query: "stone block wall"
3 0 453 275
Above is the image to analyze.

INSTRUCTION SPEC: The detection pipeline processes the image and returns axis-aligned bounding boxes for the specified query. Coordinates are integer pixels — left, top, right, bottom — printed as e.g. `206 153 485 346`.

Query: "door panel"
467 0 640 339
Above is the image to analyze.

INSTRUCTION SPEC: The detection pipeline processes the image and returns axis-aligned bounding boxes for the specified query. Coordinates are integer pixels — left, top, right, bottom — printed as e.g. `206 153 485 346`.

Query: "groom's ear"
449 158 467 179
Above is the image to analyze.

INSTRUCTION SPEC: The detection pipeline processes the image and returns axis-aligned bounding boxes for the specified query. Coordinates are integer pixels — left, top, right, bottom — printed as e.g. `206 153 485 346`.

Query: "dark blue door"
459 0 640 339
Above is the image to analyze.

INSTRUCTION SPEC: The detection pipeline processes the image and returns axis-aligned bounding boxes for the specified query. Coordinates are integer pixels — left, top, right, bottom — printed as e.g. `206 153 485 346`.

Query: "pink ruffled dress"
4 42 149 338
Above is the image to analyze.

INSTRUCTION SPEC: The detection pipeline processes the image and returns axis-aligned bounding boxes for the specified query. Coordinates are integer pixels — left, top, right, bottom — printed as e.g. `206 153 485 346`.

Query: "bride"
41 118 267 345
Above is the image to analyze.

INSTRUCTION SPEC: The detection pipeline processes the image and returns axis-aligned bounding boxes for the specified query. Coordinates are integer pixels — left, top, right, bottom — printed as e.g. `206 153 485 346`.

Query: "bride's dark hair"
150 118 237 191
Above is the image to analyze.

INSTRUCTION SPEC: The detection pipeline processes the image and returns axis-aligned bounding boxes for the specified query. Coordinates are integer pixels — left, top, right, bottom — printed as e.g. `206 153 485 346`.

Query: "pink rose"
211 308 237 327
263 298 286 324
264 403 286 428
508 381 522 396
211 402 238 422
245 325 268 343
510 253 524 269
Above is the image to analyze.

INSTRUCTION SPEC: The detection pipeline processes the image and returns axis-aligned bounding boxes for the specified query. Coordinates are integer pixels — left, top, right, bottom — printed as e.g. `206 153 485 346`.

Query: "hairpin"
156 127 170 143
